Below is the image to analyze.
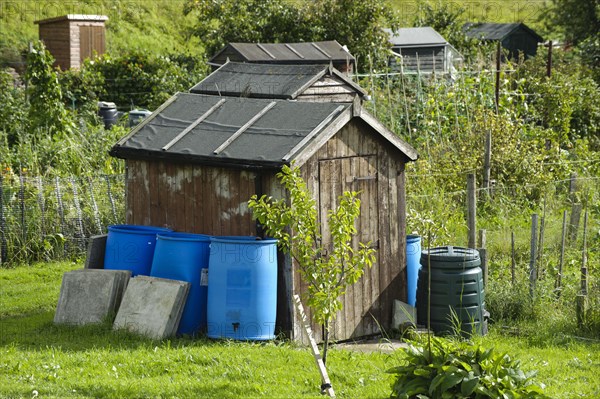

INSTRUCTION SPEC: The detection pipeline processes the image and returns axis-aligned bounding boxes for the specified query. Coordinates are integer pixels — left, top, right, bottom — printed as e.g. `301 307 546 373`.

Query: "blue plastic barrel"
406 235 422 306
104 225 172 276
207 237 278 340
150 232 211 335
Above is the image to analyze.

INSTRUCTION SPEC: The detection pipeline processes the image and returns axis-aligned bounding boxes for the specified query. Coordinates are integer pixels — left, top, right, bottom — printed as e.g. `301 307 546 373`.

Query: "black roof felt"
210 41 355 64
463 22 543 42
190 62 366 99
110 93 352 168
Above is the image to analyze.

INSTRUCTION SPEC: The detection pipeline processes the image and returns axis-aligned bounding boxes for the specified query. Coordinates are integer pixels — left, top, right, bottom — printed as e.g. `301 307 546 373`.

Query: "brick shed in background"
35 14 108 70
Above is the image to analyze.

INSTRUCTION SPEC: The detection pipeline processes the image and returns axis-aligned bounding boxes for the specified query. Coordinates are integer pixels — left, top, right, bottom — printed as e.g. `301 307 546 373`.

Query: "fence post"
483 131 492 197
467 174 477 249
0 175 7 264
576 206 588 328
529 214 539 299
478 229 487 287
36 176 46 237
105 175 118 224
70 177 86 250
556 210 567 298
88 177 103 234
55 176 67 255
511 231 516 286
19 171 25 244
581 207 589 295
495 41 501 113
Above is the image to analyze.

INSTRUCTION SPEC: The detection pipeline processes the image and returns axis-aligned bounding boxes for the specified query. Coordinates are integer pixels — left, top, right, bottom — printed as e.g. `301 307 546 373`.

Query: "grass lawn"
1 261 599 398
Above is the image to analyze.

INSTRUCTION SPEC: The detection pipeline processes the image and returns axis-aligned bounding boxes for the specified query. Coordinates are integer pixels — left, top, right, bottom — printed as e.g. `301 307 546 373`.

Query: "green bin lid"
420 246 480 268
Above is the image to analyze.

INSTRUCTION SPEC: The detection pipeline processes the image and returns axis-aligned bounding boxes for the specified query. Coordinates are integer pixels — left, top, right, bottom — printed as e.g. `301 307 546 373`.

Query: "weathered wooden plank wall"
125 160 257 236
299 118 407 342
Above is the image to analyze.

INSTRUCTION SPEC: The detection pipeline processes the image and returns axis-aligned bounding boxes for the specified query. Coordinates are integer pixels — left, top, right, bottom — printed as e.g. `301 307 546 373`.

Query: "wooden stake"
581 208 588 295
293 294 335 398
483 131 491 196
569 203 582 243
556 210 567 297
467 174 477 249
479 248 488 288
546 40 553 78
478 229 487 249
511 231 516 286
529 214 538 299
576 294 587 328
495 41 501 113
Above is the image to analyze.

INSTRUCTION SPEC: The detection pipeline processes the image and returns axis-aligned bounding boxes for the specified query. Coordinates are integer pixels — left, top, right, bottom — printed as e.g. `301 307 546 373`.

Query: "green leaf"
460 374 479 396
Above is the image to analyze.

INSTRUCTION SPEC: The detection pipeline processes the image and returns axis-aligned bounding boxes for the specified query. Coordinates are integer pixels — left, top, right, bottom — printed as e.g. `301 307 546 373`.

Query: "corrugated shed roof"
463 23 543 42
110 93 417 168
210 41 355 64
385 27 449 47
190 62 366 99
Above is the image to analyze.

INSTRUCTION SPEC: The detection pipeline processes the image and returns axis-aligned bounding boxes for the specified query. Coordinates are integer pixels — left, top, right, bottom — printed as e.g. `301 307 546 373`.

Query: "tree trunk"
322 319 330 365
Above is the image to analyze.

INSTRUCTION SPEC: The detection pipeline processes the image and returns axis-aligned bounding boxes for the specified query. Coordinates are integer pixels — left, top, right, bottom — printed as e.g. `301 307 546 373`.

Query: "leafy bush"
388 336 549 398
82 52 208 110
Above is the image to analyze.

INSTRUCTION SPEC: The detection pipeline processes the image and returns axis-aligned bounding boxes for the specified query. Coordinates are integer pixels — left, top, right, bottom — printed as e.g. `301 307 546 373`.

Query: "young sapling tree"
248 165 376 364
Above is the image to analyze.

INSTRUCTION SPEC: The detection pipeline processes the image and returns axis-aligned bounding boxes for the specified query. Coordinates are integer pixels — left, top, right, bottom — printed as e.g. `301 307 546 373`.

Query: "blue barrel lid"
211 236 277 245
108 224 172 235
157 232 211 242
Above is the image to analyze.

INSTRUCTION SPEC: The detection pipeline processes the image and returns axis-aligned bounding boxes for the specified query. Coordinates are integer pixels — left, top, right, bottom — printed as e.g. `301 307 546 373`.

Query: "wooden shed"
463 22 543 60
34 14 108 70
209 41 355 74
190 62 367 103
385 27 462 76
110 87 417 342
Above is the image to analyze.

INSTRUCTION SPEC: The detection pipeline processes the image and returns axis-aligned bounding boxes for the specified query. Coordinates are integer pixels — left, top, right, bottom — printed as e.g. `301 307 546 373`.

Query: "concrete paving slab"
54 269 131 325
113 276 190 340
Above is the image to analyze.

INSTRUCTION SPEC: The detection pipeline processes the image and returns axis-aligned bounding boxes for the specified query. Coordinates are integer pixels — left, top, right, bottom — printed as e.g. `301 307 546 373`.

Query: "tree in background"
304 0 398 71
184 0 398 72
24 42 73 139
545 0 600 45
544 0 600 81
411 1 490 63
184 0 312 59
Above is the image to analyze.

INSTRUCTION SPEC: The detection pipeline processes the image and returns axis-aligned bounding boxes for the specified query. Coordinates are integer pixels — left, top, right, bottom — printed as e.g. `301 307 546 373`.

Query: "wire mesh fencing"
0 173 125 265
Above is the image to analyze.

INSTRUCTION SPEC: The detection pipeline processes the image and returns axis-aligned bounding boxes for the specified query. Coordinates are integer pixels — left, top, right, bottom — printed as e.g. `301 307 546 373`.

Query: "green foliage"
544 0 600 45
83 52 208 110
24 42 74 138
412 1 491 62
184 0 398 72
0 69 27 146
304 0 399 71
543 0 600 83
388 336 549 399
513 49 600 149
184 0 311 58
249 165 376 327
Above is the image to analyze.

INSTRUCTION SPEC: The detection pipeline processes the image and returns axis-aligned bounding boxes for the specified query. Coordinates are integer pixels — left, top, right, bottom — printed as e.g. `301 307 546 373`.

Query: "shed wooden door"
318 155 379 340
79 25 105 64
